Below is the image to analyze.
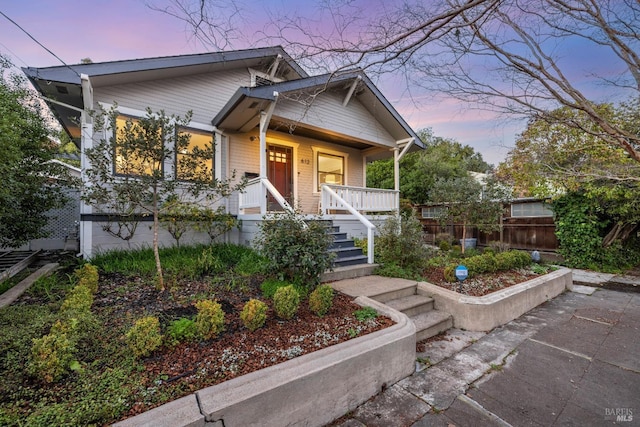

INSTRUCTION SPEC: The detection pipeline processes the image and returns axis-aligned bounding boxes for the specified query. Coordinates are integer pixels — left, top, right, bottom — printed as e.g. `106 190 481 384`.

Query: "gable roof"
23 47 422 150
212 69 425 149
22 47 307 142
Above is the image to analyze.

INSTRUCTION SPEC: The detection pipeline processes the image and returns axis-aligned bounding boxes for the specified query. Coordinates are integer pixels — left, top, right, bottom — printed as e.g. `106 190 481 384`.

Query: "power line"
0 9 81 78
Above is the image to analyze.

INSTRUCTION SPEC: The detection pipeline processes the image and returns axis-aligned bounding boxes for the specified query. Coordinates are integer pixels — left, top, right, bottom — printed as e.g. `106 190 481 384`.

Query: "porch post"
393 148 400 215
80 74 94 258
259 92 279 215
394 137 415 215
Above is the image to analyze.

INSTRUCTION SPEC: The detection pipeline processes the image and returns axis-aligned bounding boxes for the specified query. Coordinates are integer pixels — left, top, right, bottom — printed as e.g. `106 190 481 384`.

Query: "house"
23 46 424 262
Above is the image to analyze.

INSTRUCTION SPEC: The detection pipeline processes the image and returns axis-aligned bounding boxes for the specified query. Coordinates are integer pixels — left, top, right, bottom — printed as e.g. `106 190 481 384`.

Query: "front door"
267 144 293 210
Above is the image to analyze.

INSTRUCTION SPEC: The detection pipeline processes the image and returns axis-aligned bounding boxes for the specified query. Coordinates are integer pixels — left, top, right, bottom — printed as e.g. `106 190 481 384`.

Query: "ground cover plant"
0 243 392 426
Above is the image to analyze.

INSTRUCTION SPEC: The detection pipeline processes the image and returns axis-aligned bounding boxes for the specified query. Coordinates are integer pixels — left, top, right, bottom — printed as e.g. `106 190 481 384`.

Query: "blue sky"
0 0 625 166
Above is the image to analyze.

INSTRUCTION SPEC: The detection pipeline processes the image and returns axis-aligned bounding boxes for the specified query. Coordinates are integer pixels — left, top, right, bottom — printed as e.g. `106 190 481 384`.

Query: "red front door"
267 144 293 210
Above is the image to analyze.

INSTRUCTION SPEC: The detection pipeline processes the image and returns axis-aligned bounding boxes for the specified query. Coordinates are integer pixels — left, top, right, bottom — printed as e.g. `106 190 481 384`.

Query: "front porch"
237 178 399 264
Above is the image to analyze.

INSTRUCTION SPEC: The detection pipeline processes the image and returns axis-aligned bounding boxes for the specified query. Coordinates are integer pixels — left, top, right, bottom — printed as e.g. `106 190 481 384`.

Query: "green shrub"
255 210 335 289
28 327 76 383
375 262 421 280
443 264 457 282
438 240 451 252
377 213 430 272
308 285 334 316
75 264 99 294
260 278 291 298
197 247 225 275
354 306 378 322
125 316 163 358
166 317 199 345
60 284 93 314
195 299 225 340
273 285 300 320
240 299 268 331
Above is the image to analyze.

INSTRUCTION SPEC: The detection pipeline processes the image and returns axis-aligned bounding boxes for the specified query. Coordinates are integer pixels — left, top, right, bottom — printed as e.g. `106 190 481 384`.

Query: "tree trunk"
153 192 164 291
602 223 638 248
461 222 467 254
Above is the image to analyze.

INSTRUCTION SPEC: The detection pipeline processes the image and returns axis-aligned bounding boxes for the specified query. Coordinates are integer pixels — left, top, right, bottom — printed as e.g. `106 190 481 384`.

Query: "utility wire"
0 9 81 78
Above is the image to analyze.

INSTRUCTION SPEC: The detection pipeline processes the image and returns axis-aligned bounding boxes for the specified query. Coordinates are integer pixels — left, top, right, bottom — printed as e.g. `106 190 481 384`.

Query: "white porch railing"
320 185 398 264
320 185 399 214
239 177 296 215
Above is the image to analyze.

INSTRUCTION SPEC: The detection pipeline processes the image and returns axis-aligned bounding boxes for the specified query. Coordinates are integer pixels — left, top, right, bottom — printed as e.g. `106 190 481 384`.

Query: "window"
317 152 344 190
421 206 446 219
511 202 553 217
176 128 214 181
114 115 163 176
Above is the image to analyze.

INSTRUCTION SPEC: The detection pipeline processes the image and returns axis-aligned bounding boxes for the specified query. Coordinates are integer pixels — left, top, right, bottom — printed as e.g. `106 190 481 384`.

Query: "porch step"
323 221 369 269
322 264 378 282
0 250 41 283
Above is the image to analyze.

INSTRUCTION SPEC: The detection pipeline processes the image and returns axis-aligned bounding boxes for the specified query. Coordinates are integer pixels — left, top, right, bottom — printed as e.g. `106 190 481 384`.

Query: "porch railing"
320 185 399 214
239 177 295 215
321 185 383 264
239 177 307 228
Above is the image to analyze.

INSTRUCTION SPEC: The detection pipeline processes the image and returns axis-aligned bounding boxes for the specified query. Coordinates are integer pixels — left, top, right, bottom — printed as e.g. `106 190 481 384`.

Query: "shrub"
74 264 99 294
125 316 162 358
166 318 199 345
438 240 451 252
354 306 378 322
308 284 334 316
60 285 93 314
195 299 225 340
273 285 300 320
443 264 457 282
197 247 224 275
29 328 76 383
255 210 335 289
260 278 291 298
377 213 430 273
240 299 268 331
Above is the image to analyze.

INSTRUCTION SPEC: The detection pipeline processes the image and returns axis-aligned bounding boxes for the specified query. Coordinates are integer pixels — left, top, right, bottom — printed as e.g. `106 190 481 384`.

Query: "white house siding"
274 90 396 148
94 69 252 124
226 129 365 215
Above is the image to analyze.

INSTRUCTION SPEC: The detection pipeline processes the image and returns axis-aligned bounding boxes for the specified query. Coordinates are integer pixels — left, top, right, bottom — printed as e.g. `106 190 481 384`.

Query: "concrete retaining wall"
417 268 572 332
113 297 415 427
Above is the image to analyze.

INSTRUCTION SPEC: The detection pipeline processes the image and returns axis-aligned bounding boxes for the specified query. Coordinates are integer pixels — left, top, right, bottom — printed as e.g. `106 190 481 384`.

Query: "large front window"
176 128 214 181
317 152 344 190
114 115 163 176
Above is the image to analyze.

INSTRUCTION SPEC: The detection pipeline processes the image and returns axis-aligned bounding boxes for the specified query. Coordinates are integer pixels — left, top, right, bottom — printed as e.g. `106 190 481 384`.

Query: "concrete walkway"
331 270 640 426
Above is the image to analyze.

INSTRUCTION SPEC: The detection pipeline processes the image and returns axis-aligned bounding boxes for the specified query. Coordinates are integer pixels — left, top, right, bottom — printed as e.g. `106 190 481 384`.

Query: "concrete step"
385 294 434 317
322 264 378 282
412 310 454 342
368 282 417 304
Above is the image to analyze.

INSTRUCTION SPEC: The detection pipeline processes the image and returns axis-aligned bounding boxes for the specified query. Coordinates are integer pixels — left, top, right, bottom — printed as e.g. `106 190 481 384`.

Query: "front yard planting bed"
0 244 393 426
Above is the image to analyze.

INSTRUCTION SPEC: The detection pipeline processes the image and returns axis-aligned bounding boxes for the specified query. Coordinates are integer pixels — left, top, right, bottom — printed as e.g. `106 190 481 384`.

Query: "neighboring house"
23 46 423 261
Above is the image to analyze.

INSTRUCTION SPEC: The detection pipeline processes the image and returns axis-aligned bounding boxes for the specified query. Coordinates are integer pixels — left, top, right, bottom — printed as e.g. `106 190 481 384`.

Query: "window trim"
510 202 553 218
312 146 349 193
421 206 446 219
174 126 215 182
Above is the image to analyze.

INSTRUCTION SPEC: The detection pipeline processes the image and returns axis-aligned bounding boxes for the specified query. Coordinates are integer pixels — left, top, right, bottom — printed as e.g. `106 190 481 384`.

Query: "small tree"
0 55 73 248
430 175 510 253
84 105 244 290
